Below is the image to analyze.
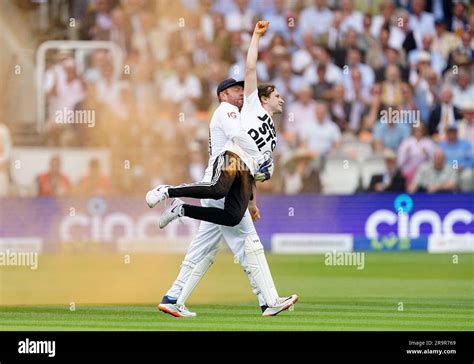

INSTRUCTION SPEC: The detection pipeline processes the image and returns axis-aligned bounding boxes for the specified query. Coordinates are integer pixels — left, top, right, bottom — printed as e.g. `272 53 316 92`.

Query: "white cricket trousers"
166 197 266 306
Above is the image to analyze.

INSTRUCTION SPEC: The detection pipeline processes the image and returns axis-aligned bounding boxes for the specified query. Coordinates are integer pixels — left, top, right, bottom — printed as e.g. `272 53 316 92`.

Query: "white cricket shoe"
159 198 184 229
158 303 197 318
262 294 299 316
146 185 170 208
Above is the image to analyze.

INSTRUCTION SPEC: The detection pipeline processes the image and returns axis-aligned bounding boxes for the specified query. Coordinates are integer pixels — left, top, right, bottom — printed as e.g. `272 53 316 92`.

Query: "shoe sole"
262 295 299 317
157 304 196 318
158 304 183 317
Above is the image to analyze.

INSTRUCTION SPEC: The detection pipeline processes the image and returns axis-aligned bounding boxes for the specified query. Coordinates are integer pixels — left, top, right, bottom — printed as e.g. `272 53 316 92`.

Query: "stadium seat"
459 168 474 192
360 156 386 190
340 141 373 162
320 157 360 194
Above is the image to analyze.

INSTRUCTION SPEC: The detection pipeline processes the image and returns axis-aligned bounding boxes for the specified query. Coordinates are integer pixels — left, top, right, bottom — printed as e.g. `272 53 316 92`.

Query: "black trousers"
167 152 254 227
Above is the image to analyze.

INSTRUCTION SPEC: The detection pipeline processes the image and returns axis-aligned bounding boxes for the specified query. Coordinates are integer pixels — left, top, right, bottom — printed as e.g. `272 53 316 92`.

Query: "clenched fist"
254 21 269 36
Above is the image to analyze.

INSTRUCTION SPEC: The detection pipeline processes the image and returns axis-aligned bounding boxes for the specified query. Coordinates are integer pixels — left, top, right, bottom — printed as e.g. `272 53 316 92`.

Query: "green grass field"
0 252 473 331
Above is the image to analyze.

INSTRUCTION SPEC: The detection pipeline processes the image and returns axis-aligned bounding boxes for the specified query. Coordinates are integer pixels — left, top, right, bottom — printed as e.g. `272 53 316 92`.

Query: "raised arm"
245 21 269 97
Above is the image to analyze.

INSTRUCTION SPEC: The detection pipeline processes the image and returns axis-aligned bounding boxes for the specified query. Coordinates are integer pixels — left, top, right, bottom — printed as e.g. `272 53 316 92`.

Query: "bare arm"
245 21 269 97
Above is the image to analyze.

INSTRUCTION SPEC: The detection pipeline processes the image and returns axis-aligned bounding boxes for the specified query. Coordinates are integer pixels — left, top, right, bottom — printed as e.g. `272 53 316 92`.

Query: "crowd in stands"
4 0 474 197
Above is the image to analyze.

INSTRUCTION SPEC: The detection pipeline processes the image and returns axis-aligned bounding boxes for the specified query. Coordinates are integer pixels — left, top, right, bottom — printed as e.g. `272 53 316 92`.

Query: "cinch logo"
59 198 198 242
365 194 473 238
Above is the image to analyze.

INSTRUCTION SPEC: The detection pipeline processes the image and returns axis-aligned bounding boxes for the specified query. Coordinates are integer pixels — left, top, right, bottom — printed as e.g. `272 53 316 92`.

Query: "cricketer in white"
158 21 297 317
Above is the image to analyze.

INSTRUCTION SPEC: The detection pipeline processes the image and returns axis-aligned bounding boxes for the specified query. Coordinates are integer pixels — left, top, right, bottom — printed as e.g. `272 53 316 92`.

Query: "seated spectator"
432 18 460 61
225 0 255 32
285 84 317 139
161 56 202 114
37 156 71 197
346 68 369 133
413 66 439 122
302 46 343 86
397 124 436 187
311 63 333 100
0 122 12 197
438 124 473 171
75 159 111 197
446 31 473 69
339 0 363 34
373 106 411 152
342 47 374 99
80 0 113 41
408 149 457 193
299 0 334 39
272 59 303 104
449 0 469 36
458 101 474 143
409 0 435 49
428 85 463 140
368 149 406 192
375 47 409 83
408 33 446 77
452 70 474 110
329 84 350 132
381 65 403 107
298 101 341 159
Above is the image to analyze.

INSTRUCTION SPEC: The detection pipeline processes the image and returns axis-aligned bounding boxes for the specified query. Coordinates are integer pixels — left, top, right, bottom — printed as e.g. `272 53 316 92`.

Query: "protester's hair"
257 84 276 101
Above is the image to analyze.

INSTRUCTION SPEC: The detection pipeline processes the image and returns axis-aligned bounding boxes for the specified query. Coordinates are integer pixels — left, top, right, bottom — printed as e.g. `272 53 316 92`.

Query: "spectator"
272 59 303 104
285 84 317 138
299 0 334 39
397 123 436 187
37 156 71 197
452 70 474 110
413 65 439 122
339 0 364 34
298 101 341 159
346 68 370 133
446 30 474 68
381 65 404 107
109 6 132 56
329 84 350 132
375 47 409 83
75 159 111 197
225 0 255 32
458 100 474 143
0 123 12 197
432 18 460 61
408 33 446 76
371 0 405 49
438 124 473 171
449 0 469 36
428 85 463 139
161 56 202 114
311 63 333 101
409 0 435 49
373 106 411 152
45 58 86 146
408 149 457 193
342 47 374 97
369 149 406 192
80 0 113 40
303 46 343 86
291 33 318 75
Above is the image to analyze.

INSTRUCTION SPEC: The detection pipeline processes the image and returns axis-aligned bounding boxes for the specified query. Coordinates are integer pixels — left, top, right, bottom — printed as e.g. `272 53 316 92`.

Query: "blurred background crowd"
0 0 473 198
